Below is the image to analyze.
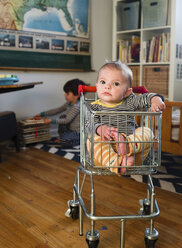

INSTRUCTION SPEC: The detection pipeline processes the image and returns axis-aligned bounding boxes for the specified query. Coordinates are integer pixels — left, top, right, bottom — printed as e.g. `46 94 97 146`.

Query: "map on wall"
0 0 89 38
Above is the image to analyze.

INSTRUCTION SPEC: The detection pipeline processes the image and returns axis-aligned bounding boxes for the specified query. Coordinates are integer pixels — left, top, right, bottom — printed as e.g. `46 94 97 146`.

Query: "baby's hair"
98 60 133 87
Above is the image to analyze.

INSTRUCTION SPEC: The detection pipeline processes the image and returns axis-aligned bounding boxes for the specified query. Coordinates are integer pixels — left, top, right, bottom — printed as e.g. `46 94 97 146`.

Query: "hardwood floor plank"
0 147 181 248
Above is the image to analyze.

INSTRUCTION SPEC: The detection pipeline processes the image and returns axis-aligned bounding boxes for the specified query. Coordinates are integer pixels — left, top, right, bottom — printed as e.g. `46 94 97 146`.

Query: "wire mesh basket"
80 92 162 176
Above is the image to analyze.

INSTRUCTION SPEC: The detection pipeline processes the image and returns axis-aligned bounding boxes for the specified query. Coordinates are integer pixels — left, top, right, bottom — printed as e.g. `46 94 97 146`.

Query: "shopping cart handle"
78 85 96 96
78 85 149 96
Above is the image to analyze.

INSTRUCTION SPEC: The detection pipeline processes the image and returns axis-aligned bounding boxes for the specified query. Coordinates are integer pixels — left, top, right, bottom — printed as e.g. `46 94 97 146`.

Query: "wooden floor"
0 146 182 248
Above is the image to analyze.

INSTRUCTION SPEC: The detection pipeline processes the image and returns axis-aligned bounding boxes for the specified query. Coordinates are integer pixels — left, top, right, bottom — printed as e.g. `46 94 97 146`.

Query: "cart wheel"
145 237 157 248
144 228 158 248
143 198 151 215
86 230 99 248
70 205 79 219
86 239 99 248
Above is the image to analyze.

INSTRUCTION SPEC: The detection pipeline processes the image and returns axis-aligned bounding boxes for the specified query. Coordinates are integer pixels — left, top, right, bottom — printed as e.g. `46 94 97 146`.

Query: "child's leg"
110 132 129 156
87 134 122 174
61 131 80 146
54 124 69 143
120 155 134 174
126 127 154 165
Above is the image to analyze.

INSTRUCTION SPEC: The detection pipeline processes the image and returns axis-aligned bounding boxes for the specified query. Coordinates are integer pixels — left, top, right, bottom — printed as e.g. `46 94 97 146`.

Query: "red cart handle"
78 85 149 96
78 85 96 96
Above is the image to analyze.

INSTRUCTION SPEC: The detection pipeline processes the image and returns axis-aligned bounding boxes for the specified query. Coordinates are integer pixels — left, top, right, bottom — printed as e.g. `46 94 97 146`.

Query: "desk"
0 81 43 94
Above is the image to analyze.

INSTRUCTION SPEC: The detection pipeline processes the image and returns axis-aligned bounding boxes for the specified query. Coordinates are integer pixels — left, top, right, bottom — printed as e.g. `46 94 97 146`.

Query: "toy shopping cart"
66 86 162 248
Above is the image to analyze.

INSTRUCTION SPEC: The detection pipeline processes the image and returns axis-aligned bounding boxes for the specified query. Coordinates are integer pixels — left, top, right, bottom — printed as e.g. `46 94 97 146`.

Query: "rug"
33 143 182 194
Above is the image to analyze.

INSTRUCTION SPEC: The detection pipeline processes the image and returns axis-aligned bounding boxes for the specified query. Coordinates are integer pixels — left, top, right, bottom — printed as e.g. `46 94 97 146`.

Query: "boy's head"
96 61 133 105
63 78 87 104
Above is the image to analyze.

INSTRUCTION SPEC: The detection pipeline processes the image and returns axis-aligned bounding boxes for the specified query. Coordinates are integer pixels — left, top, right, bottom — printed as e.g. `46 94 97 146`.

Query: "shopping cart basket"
66 85 162 248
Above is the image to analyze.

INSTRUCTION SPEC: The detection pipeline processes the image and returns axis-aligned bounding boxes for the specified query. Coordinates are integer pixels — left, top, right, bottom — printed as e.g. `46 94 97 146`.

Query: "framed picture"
0 33 15 47
19 36 33 49
80 41 90 52
51 39 64 51
66 40 78 52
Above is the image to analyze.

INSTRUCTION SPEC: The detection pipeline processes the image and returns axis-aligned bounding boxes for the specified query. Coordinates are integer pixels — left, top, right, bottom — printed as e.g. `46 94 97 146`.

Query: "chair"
0 111 20 162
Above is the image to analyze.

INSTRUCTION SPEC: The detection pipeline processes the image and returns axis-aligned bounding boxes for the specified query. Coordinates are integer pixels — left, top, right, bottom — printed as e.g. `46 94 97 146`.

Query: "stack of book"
18 118 51 145
142 32 170 63
117 36 140 63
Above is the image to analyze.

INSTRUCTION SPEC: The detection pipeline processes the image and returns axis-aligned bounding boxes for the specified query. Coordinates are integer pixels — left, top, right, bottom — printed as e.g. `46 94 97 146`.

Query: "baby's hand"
96 125 118 141
44 118 52 124
151 96 166 112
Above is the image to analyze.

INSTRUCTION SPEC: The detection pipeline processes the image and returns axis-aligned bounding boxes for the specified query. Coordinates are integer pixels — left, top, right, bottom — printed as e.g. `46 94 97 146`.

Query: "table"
0 81 43 94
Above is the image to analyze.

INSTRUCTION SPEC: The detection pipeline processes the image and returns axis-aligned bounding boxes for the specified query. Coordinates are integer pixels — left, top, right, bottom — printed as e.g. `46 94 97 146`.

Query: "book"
131 35 140 62
142 41 147 62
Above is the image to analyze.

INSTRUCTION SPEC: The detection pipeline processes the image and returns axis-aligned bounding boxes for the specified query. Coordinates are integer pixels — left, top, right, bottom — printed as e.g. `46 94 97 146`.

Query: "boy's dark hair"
63 78 87 96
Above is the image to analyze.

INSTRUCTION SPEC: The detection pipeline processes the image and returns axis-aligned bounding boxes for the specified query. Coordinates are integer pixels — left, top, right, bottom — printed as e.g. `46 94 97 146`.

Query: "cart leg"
86 194 100 248
144 181 159 248
120 219 126 248
65 169 80 219
86 176 99 248
79 204 83 236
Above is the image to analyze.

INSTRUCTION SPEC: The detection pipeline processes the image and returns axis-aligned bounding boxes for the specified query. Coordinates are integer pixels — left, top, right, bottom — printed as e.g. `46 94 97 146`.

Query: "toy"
0 74 19 85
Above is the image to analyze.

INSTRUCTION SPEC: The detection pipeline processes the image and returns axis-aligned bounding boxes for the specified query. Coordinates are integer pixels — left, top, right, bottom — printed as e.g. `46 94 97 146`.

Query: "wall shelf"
112 0 182 100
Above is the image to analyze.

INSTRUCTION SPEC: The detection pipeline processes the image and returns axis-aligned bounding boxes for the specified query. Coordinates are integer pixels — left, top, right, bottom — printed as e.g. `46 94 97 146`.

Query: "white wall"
173 0 182 101
0 0 113 119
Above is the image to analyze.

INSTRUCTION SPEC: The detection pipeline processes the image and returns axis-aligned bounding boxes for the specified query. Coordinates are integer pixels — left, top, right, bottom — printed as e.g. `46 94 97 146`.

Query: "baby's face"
96 67 130 105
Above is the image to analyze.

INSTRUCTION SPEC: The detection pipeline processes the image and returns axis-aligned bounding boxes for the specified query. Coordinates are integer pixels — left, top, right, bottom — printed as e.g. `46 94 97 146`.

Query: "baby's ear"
124 88 133 98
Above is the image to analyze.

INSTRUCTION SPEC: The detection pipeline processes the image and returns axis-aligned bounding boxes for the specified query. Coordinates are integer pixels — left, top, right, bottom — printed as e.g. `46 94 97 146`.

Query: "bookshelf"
112 0 182 100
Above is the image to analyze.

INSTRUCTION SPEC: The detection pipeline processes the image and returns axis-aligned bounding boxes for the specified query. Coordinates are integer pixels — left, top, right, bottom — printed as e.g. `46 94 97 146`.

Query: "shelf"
117 26 171 35
127 63 140 66
141 62 170 66
112 0 182 100
142 26 171 32
117 29 140 34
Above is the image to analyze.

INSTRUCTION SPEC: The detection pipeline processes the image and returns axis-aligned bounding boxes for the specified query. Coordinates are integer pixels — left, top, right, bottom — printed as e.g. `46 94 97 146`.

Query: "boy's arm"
55 104 80 125
42 103 67 116
34 103 67 123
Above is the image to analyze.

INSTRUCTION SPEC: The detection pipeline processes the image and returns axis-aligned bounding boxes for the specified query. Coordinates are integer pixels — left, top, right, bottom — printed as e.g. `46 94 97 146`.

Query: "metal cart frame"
66 86 162 248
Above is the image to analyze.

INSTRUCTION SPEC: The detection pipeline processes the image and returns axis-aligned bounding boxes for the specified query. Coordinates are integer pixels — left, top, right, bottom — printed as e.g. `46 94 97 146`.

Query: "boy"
35 78 87 147
87 61 165 174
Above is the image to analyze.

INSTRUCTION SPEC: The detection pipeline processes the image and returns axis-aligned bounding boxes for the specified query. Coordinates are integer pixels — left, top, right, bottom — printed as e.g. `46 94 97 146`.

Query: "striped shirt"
87 92 158 136
43 101 80 133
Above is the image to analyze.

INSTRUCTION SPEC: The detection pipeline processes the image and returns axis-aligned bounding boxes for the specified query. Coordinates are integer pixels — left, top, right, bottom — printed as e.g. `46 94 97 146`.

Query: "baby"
87 61 165 174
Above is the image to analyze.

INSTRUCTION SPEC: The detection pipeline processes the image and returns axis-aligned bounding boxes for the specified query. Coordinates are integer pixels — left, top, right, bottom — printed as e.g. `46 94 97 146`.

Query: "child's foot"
120 155 134 174
54 138 61 143
111 132 129 156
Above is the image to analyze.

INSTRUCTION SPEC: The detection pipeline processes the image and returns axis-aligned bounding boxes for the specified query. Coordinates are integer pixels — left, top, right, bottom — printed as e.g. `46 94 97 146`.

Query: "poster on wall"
0 0 91 70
